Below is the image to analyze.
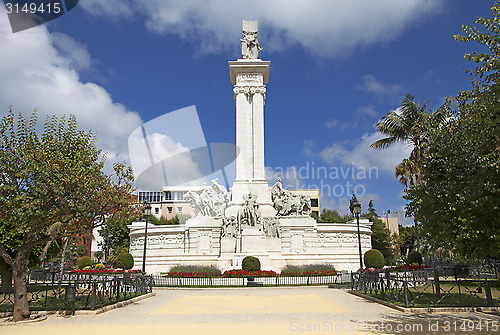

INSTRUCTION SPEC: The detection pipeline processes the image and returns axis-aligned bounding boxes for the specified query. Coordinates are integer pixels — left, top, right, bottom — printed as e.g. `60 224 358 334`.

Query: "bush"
241 256 261 272
406 251 423 266
82 266 92 270
77 256 92 270
364 249 385 269
94 263 105 270
115 252 134 270
167 265 221 277
280 264 336 276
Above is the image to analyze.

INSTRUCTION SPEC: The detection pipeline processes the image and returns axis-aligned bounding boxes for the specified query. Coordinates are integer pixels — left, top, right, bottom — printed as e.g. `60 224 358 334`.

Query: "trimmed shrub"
406 251 423 266
82 266 92 271
364 249 385 269
116 252 134 270
77 256 92 270
241 256 261 272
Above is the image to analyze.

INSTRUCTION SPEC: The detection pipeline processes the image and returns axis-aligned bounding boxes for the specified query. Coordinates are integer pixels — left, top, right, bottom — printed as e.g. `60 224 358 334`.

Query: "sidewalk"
2 287 499 335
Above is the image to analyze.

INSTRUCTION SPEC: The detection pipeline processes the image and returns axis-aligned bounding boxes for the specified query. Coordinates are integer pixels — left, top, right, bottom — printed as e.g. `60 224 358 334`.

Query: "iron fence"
0 271 153 313
152 272 351 287
351 267 499 308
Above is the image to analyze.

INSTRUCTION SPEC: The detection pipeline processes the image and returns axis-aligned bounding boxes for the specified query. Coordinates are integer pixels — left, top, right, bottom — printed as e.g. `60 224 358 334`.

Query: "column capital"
233 86 266 104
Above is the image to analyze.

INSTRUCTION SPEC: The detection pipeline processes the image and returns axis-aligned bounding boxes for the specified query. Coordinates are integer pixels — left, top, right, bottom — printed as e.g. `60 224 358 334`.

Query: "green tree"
366 200 378 219
98 210 140 262
395 226 418 257
405 3 500 259
0 109 136 321
363 200 394 265
317 209 351 223
370 219 394 265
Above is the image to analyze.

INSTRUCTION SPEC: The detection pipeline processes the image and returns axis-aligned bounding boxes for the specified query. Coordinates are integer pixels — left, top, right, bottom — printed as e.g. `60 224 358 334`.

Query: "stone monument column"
226 21 275 217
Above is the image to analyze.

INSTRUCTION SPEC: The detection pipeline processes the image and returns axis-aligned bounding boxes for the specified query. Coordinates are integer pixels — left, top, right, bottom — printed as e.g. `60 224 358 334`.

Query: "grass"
360 279 500 308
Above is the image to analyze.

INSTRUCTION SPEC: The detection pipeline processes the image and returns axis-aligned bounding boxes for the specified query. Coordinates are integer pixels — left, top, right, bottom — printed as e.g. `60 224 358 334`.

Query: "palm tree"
394 158 418 187
371 94 447 253
371 94 446 183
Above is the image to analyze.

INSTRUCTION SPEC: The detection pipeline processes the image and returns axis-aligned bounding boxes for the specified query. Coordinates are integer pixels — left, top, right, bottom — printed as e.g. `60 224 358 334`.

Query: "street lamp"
349 193 363 270
142 201 152 274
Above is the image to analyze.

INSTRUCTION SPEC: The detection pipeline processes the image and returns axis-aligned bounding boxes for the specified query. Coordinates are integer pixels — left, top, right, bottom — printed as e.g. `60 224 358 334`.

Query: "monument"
128 21 373 273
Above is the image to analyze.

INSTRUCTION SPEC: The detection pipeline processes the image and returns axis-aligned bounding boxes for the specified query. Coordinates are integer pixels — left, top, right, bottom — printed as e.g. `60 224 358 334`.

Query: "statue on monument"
241 20 262 59
239 192 261 226
185 179 228 217
271 179 312 216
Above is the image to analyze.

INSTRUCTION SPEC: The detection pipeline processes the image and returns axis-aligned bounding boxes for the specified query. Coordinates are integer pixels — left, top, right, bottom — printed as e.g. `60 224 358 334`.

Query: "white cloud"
80 0 135 20
356 105 377 117
51 32 92 70
359 74 405 98
319 132 412 174
0 11 142 173
324 118 356 130
80 0 444 57
302 139 316 157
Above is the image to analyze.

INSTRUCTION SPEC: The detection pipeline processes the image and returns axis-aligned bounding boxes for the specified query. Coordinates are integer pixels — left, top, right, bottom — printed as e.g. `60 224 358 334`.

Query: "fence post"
484 280 493 307
90 281 96 310
403 280 409 307
117 278 121 302
434 267 441 302
380 277 385 300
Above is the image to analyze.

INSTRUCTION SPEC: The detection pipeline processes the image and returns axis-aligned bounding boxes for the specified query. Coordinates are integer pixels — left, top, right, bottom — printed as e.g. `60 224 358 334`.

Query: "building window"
167 207 173 214
155 207 159 214
138 191 163 203
311 199 319 207
165 191 173 200
177 207 183 214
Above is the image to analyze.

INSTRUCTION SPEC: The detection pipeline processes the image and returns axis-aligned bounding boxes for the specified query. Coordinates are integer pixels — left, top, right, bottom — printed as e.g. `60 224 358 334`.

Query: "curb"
0 315 47 326
348 290 500 313
74 292 156 315
0 292 156 321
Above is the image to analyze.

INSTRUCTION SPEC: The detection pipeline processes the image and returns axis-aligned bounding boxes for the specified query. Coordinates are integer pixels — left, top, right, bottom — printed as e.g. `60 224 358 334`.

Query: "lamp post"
142 201 152 274
350 193 363 270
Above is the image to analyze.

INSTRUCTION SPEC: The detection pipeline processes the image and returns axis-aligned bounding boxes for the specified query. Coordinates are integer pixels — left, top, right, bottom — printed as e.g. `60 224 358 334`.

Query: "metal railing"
351 267 499 308
1 270 153 313
152 272 352 287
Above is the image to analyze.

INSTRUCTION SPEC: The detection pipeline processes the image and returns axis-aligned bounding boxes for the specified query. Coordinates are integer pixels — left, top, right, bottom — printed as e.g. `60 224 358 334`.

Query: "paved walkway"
2 287 499 335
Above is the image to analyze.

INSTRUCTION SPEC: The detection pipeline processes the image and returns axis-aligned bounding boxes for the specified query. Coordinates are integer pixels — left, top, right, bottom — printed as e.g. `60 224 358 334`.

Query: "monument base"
128 218 372 274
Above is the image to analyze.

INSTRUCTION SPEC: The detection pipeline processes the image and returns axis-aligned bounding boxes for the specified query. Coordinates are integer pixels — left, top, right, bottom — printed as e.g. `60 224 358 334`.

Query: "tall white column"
252 89 266 181
227 60 274 216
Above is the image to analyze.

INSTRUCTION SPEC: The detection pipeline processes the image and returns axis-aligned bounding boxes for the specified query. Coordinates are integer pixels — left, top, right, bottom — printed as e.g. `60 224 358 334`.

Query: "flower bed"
280 270 337 277
222 269 278 277
70 269 143 275
164 271 220 278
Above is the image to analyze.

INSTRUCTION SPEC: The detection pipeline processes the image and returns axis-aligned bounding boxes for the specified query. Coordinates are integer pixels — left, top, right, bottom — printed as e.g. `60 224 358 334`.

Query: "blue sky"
0 0 494 220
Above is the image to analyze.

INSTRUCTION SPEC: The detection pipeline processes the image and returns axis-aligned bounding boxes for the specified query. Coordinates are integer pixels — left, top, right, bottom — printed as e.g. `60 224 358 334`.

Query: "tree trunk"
57 236 68 298
0 263 13 294
11 251 31 321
